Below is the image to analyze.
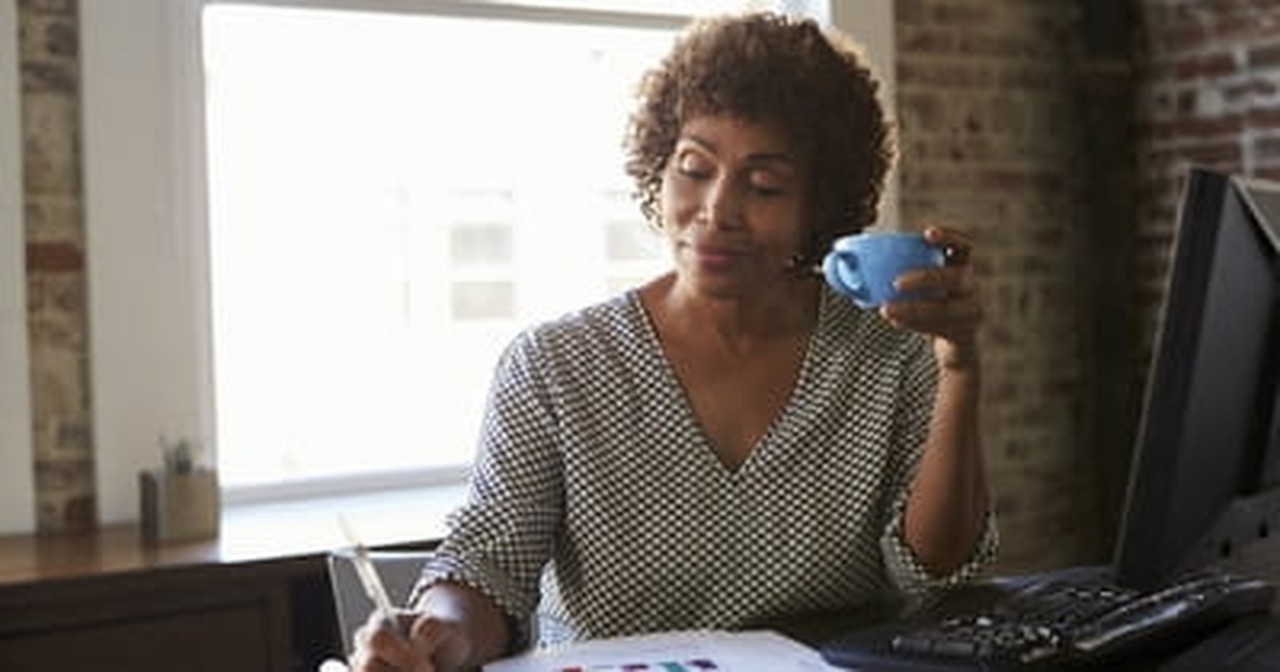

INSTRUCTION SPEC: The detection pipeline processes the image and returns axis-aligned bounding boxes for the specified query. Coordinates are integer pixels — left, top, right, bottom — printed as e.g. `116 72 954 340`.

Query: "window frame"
0 0 35 533
80 0 889 522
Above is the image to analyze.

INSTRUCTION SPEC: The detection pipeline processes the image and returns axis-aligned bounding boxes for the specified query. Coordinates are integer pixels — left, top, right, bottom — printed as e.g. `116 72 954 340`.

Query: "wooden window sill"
0 483 465 588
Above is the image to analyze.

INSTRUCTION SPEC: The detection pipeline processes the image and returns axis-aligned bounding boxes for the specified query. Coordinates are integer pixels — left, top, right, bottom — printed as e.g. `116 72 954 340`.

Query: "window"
81 0 888 520
201 4 699 498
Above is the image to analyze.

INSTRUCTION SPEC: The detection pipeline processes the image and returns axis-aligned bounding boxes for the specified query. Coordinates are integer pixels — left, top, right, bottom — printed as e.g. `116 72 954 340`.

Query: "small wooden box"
139 469 220 543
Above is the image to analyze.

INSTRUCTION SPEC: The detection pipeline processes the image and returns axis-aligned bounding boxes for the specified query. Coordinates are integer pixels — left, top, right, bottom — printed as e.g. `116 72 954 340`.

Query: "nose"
699 177 743 229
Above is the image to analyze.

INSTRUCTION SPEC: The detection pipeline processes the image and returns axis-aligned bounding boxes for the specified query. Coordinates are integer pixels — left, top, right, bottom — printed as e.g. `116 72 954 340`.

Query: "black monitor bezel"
1113 167 1280 591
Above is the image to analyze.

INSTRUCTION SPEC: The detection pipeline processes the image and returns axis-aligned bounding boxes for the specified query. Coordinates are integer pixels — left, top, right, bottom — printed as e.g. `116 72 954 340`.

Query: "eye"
749 170 789 197
676 152 714 179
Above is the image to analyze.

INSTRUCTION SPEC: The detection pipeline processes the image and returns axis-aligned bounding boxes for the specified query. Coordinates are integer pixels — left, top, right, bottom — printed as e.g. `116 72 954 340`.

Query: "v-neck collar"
626 289 828 478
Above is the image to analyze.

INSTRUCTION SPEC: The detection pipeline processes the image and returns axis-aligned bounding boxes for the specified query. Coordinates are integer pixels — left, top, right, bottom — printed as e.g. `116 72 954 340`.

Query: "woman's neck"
640 273 821 352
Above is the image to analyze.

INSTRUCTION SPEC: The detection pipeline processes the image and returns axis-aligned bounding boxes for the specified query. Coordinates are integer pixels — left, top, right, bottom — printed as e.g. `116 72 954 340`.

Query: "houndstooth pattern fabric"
414 284 997 648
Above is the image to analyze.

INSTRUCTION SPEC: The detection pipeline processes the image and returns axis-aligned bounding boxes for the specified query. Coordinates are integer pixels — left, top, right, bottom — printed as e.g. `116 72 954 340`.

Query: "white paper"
483 629 843 672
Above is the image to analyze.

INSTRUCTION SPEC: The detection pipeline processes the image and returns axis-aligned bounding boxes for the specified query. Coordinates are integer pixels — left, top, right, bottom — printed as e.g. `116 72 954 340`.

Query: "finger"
350 638 398 672
389 616 454 672
365 613 431 672
881 297 983 337
922 224 971 248
358 623 415 670
410 618 445 659
890 292 983 322
894 265 971 296
922 225 973 265
409 618 473 672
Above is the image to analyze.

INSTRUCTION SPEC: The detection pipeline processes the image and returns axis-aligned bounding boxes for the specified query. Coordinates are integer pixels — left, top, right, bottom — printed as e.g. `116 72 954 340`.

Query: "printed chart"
484 630 840 672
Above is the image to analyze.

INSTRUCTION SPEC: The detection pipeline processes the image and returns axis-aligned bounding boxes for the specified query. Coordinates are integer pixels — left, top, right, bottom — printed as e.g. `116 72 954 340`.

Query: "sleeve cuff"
880 508 999 594
409 552 536 652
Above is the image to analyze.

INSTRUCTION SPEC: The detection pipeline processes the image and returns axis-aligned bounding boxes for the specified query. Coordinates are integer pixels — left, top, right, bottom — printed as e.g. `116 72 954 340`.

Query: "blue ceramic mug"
822 232 946 309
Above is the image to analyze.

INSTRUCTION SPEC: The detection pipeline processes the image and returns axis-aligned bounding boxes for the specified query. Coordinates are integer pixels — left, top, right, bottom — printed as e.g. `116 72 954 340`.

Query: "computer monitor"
1113 167 1280 592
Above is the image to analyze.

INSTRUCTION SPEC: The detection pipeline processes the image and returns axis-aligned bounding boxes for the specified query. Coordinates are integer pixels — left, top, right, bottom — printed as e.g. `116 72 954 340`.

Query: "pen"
338 514 407 639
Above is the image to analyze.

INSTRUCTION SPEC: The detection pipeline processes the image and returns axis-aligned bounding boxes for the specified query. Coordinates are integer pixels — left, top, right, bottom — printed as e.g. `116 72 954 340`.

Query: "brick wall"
892 0 1280 576
18 0 95 534
1133 0 1280 363
895 0 1118 572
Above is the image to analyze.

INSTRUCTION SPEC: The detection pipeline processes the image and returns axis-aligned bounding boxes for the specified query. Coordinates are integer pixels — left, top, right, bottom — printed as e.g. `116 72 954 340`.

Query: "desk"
0 524 297 671
7 509 1278 672
0 487 459 672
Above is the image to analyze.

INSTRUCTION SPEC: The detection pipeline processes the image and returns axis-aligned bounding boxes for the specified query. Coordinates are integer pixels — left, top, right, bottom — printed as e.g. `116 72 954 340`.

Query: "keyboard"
820 566 1275 671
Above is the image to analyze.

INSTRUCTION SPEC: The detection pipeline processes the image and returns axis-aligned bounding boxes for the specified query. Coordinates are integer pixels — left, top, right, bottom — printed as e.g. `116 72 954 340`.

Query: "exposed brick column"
895 0 1105 572
19 0 96 534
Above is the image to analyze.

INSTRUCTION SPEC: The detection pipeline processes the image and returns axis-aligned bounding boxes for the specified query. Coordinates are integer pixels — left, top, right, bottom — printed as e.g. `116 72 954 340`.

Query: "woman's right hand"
350 610 475 672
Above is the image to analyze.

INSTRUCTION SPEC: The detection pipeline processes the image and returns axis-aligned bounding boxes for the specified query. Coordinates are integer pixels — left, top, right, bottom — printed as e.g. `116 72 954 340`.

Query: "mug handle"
822 250 869 304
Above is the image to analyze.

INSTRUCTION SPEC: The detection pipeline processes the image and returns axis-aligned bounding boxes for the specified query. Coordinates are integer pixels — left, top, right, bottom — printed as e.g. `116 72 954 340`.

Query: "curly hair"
624 12 896 265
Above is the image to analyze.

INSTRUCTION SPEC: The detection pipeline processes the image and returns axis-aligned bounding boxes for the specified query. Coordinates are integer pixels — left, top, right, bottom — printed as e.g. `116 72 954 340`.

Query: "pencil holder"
139 468 220 543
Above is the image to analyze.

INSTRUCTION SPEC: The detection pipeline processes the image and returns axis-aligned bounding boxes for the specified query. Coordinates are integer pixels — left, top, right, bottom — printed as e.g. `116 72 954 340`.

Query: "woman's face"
659 115 812 299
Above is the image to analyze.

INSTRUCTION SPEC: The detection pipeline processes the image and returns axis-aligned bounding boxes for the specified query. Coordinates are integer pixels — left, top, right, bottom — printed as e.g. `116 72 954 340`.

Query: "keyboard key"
929 639 977 657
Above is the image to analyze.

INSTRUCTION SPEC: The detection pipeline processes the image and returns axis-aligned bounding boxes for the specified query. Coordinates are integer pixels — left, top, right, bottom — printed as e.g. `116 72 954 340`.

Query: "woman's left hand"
880 225 983 372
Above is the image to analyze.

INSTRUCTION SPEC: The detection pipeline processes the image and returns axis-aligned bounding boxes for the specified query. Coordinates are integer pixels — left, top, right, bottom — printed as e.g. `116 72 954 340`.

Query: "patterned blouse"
414 285 997 647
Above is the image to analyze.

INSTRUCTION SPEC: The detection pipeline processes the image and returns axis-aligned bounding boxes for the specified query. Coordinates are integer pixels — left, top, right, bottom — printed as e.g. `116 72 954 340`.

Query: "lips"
689 241 749 259
684 240 751 271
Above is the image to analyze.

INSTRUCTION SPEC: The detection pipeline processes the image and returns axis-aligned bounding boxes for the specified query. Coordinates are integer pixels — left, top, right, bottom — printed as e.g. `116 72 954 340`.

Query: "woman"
356 11 995 671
